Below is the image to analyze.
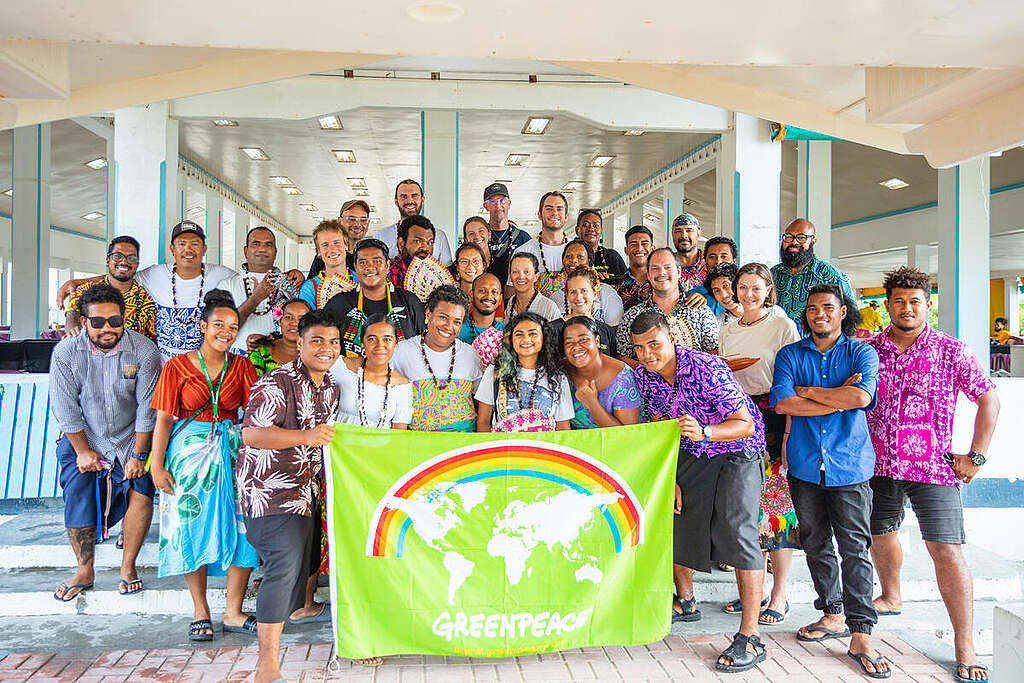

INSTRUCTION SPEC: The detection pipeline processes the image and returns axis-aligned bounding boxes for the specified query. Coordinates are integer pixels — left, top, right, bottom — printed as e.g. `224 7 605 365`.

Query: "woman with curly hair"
474 312 574 432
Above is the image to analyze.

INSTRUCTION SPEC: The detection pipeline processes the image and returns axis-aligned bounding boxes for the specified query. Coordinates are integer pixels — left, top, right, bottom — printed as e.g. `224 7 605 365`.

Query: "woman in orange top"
149 290 259 642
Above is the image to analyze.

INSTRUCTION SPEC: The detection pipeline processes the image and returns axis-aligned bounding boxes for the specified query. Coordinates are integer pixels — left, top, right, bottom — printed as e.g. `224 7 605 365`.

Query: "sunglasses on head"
86 315 124 329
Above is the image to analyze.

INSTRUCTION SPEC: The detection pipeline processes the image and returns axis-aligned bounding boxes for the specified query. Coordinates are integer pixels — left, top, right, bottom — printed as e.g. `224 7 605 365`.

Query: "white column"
11 124 51 339
937 157 990 364
797 140 832 262
421 111 458 248
104 133 115 243
234 208 249 269
662 181 684 248
716 113 782 266
907 243 932 270
627 201 645 232
113 103 179 268
204 192 222 265
1005 277 1020 334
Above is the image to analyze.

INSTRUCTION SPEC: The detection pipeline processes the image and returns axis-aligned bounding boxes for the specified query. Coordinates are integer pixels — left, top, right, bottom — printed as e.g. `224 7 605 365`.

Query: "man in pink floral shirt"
865 266 999 683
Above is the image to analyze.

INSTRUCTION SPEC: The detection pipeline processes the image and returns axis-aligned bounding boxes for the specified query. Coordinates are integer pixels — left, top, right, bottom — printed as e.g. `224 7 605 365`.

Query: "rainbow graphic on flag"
366 440 644 558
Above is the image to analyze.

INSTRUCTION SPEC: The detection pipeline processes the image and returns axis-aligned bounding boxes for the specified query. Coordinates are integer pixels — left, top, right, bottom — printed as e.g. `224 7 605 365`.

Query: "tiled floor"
0 632 954 682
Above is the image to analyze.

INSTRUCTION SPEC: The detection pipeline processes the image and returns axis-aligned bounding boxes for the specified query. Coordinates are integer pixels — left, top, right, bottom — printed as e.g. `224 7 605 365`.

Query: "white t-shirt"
330 361 413 428
373 222 453 266
719 306 801 396
505 292 561 322
511 237 565 275
475 365 575 425
391 335 484 431
222 270 276 354
549 283 625 326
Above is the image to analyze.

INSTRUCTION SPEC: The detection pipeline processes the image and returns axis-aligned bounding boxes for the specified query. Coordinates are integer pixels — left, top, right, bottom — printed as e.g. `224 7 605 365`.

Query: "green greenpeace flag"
325 421 680 659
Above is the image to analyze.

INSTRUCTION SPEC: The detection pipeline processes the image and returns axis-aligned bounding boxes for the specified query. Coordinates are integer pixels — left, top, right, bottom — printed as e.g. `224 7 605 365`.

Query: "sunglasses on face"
86 315 124 329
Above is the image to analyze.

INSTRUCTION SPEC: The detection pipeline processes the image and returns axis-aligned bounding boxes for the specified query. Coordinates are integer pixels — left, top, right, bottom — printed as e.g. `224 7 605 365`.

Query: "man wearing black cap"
483 182 530 284
373 179 453 266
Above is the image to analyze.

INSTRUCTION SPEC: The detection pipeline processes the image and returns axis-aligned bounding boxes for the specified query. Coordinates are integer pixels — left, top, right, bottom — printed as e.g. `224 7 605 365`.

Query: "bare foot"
289 602 324 621
356 657 383 666
873 595 902 614
54 567 94 601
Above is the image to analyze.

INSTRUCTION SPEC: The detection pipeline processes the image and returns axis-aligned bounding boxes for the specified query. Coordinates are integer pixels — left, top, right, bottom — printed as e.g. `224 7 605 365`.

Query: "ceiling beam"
865 66 1024 124
0 39 68 100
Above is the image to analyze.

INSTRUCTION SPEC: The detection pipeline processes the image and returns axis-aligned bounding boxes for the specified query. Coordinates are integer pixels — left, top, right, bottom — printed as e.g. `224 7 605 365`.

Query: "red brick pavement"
0 633 953 682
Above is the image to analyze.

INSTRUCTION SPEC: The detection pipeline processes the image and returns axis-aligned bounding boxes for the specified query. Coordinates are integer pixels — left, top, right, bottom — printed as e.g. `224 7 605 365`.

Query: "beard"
90 332 121 350
780 244 814 269
108 271 133 283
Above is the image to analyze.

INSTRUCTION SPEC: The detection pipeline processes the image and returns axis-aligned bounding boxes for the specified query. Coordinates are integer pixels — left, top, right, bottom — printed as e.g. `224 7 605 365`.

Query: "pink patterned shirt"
866 325 994 487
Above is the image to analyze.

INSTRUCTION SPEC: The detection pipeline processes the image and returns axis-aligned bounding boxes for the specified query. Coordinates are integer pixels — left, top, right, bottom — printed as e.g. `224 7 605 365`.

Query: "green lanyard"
196 349 226 420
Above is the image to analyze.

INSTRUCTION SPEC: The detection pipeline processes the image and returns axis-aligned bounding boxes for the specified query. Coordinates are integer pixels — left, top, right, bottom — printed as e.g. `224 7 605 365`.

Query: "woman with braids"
248 298 313 377
475 312 574 432
149 289 259 642
539 239 624 325
331 314 413 429
547 267 618 357
560 316 641 429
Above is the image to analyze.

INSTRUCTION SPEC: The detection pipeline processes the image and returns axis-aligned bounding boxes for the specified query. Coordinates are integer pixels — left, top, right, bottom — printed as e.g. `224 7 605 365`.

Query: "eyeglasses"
483 198 508 207
108 253 139 263
781 234 813 245
86 315 124 329
341 215 370 225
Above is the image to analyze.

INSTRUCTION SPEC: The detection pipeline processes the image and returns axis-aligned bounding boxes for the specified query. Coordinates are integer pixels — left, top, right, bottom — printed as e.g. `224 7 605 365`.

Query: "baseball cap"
171 220 205 243
671 213 701 229
483 182 509 202
340 199 370 215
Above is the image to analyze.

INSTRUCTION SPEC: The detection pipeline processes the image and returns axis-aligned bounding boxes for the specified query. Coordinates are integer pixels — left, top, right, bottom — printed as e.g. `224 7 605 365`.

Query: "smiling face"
243 228 277 272
472 273 501 316
576 212 602 249
561 243 591 273
625 231 653 268
804 291 845 337
106 241 140 283
484 194 510 223
200 307 239 353
735 272 771 313
353 246 388 289
886 286 931 333
83 301 124 350
671 223 700 255
297 324 341 374
562 322 600 369
361 321 398 367
709 275 735 309
170 233 206 270
456 248 485 285
647 250 680 296
631 324 675 375
340 205 370 242
399 224 434 262
511 319 544 362
315 228 348 269
425 300 466 349
279 301 311 343
395 182 424 219
538 194 568 232
566 275 597 315
464 218 490 253
509 256 538 294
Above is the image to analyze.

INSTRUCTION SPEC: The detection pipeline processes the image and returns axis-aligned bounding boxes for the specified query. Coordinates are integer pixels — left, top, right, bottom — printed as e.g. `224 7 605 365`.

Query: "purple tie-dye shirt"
633 344 766 458
866 325 995 487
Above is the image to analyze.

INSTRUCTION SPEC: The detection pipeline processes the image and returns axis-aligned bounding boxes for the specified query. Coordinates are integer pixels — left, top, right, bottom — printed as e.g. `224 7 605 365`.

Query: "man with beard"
671 213 708 293
374 179 453 266
323 238 425 358
575 209 627 281
511 191 571 277
458 273 504 343
388 215 437 289
65 236 157 341
50 282 162 601
482 182 531 284
771 219 855 326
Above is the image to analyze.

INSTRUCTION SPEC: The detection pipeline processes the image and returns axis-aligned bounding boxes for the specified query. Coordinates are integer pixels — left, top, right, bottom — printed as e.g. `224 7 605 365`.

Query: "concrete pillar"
234 208 249 269
627 201 645 233
204 192 222 265
113 103 179 268
421 110 458 249
1005 277 1020 334
716 113 782 266
907 243 932 270
11 124 51 339
797 140 832 262
938 157 990 363
662 181 684 248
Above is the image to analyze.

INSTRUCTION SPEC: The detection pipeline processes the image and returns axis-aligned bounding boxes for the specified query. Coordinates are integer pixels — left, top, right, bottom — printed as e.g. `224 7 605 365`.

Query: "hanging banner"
325 421 679 659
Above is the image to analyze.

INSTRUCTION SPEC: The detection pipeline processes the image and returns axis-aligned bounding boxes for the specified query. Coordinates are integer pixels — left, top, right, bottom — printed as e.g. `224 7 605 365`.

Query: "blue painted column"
661 181 684 247
797 140 832 262
204 191 222 265
421 110 458 249
11 124 51 340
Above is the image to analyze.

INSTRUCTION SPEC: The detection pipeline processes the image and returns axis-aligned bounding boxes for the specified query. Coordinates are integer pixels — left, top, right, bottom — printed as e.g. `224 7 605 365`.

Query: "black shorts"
674 449 764 572
869 476 965 545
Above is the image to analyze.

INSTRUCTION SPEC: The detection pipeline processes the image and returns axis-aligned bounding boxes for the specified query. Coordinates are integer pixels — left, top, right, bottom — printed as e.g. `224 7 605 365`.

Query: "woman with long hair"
718 262 801 625
560 316 641 429
332 314 413 429
540 240 624 325
149 289 260 641
474 312 574 432
547 267 618 357
248 298 313 377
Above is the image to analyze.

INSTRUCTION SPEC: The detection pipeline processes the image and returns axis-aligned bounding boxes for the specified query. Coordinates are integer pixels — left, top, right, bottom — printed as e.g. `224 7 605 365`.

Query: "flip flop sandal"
716 562 733 571
288 604 332 624
715 632 767 673
671 595 702 623
115 532 124 550
118 578 145 596
53 582 94 602
797 624 851 642
723 596 769 613
189 618 214 642
877 609 902 616
223 615 258 635
954 662 989 682
758 602 790 625
847 651 892 679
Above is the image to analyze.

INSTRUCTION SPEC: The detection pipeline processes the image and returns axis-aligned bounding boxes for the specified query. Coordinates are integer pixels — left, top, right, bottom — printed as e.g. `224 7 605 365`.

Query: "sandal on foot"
715 632 767 673
118 578 144 596
847 651 892 679
289 604 332 625
189 618 214 642
53 582 93 602
672 595 702 623
797 624 851 642
954 662 989 682
115 531 124 550
223 615 258 634
877 608 902 616
717 562 733 571
723 596 768 613
758 602 790 625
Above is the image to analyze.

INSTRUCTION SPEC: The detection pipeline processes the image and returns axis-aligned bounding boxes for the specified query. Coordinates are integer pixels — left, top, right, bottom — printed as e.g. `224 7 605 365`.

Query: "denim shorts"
869 476 965 545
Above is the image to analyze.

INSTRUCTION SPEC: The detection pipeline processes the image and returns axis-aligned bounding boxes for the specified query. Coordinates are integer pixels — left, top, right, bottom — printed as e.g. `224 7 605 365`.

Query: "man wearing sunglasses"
49 282 162 602
770 219 855 326
65 236 157 340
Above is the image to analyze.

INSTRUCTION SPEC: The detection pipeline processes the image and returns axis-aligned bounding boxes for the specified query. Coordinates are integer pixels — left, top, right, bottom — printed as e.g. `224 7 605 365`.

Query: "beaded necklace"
508 290 538 317
419 336 456 389
357 359 392 428
171 264 205 317
242 265 280 316
536 232 568 273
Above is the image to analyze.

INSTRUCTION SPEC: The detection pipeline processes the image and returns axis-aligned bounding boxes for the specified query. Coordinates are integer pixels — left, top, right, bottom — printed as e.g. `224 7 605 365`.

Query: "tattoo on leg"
68 527 96 567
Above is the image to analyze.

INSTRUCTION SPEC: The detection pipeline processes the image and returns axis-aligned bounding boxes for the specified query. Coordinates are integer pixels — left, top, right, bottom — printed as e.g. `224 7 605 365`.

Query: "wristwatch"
132 452 149 461
967 451 987 466
701 425 713 442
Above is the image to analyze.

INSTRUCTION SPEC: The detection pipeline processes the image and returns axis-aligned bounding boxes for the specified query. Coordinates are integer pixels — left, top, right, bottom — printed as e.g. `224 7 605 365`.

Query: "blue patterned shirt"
770 258 855 326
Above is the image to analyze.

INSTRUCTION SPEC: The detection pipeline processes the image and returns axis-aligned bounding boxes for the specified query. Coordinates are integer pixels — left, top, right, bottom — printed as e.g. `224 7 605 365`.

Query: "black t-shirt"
488 222 531 284
547 317 618 358
593 246 628 284
323 286 425 357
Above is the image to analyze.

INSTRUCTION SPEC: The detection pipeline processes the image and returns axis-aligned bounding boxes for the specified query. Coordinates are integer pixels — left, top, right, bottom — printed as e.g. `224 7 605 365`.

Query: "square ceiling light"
186 206 204 216
270 176 293 185
81 211 105 221
521 117 552 135
318 115 343 130
332 149 357 163
505 153 530 166
240 147 270 161
282 186 302 195
878 177 909 190
212 119 238 127
623 129 645 136
589 154 615 167
347 177 367 188
354 188 369 197
300 204 317 212
562 180 584 192
84 157 107 170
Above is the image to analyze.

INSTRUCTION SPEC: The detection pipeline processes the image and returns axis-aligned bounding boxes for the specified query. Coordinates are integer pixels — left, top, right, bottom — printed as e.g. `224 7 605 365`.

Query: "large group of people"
48 178 997 683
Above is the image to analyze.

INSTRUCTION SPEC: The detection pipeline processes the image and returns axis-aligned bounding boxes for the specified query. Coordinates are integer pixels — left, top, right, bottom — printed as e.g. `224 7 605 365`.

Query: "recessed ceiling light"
270 176 293 185
332 149 357 163
562 180 584 192
241 147 270 161
81 211 105 221
505 153 530 166
682 198 696 206
212 119 238 127
318 115 343 130
300 204 317 212
406 1 465 24
521 117 552 135
2 188 12 197
186 206 204 216
347 177 367 188
495 179 513 184
879 177 909 190
589 154 615 167
623 129 646 136
354 188 369 197
84 157 107 170
282 186 302 195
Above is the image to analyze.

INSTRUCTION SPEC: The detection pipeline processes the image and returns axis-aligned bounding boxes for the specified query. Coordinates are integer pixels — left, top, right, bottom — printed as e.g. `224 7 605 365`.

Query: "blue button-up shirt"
770 334 879 486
